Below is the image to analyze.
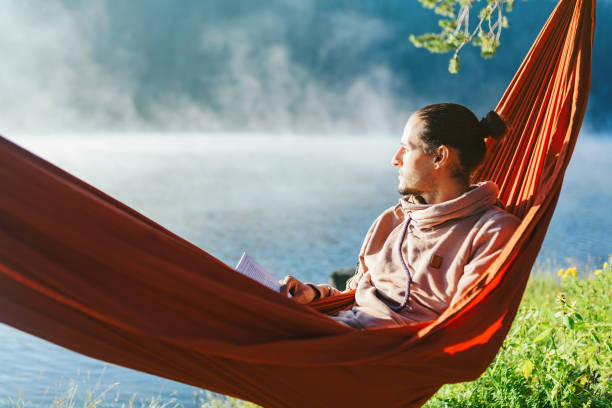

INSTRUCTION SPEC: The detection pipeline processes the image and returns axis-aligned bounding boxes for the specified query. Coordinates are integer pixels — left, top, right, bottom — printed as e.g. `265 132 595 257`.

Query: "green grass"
425 259 612 408
4 260 611 408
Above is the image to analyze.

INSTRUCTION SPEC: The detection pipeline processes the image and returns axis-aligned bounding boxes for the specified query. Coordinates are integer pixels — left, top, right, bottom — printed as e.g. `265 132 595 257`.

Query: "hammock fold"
0 0 594 406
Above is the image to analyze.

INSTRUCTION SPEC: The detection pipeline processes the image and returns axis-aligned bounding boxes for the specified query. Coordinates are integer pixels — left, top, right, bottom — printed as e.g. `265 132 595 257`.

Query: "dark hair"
415 103 507 184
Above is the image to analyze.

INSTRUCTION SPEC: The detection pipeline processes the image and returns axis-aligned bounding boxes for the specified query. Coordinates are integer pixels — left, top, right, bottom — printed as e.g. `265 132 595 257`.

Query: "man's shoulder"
477 205 522 231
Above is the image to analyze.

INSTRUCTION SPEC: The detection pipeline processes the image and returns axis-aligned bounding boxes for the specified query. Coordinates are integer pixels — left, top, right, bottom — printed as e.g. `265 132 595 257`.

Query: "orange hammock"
0 0 594 407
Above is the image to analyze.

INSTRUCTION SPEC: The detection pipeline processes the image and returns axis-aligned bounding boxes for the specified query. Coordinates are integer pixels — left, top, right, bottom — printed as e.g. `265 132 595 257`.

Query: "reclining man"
279 103 521 329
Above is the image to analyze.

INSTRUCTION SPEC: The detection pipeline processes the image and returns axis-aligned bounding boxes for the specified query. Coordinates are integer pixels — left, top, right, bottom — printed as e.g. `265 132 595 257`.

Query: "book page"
235 252 281 292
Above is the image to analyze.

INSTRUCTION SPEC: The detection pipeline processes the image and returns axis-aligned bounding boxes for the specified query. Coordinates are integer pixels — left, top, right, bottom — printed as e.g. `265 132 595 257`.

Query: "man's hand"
279 275 318 304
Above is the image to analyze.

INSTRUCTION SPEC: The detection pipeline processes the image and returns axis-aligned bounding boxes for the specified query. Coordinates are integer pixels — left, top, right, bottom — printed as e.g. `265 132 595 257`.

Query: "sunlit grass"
1 384 257 408
4 258 610 407
426 256 612 408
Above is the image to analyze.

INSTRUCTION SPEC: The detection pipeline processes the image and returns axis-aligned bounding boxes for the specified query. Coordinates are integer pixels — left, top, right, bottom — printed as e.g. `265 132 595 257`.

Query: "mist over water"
9 132 611 276
1 0 610 134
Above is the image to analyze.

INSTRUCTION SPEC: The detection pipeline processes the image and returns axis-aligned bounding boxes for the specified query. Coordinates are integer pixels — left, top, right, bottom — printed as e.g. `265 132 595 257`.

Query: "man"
280 103 521 329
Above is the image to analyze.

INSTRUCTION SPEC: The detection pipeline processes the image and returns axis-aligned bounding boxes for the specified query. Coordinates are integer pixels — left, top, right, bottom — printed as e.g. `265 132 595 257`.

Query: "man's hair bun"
479 111 507 140
416 103 507 184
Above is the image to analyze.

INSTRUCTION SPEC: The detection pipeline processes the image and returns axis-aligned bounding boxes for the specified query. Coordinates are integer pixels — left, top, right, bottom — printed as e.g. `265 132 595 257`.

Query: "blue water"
1 133 611 406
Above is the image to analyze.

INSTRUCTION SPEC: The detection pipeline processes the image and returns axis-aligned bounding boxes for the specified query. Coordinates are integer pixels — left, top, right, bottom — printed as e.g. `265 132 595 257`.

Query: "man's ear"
434 145 452 168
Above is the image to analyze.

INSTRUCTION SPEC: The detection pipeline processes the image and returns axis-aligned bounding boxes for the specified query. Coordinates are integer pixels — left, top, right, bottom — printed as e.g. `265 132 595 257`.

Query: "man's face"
391 115 436 196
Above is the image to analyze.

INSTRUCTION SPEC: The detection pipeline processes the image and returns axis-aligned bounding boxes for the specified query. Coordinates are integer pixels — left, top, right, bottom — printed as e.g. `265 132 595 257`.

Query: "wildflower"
557 268 564 276
595 269 602 276
603 261 609 270
564 266 577 278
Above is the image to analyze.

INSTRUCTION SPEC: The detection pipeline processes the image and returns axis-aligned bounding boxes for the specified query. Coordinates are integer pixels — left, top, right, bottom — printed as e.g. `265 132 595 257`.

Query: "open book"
235 252 281 292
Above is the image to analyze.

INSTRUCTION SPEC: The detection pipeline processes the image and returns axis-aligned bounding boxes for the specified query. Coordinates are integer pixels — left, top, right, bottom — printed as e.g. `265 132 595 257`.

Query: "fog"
0 0 609 135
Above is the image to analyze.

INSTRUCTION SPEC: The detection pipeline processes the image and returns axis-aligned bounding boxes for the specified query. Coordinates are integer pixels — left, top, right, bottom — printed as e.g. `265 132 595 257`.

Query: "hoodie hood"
399 181 499 231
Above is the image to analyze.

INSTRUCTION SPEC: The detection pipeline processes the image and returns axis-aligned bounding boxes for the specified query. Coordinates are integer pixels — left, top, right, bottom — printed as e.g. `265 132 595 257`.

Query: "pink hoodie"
323 181 521 329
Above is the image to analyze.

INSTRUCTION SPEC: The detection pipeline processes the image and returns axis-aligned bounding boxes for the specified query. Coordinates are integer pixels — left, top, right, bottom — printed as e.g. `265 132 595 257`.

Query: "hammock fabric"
0 0 594 406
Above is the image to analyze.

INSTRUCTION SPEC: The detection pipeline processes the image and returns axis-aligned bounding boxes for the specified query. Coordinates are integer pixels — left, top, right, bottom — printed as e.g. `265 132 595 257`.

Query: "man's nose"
391 147 402 167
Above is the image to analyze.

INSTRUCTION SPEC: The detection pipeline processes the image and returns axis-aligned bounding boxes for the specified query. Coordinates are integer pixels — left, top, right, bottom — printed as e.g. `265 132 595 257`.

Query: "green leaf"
522 359 534 380
410 33 453 53
418 0 439 10
477 33 500 58
590 331 601 343
435 5 456 18
437 0 459 18
438 19 457 31
448 56 460 74
479 6 493 20
533 328 552 343
564 315 575 330
409 34 423 48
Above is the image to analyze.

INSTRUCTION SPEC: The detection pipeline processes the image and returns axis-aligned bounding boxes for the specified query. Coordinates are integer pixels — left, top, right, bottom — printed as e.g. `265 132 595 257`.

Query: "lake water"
1 133 611 406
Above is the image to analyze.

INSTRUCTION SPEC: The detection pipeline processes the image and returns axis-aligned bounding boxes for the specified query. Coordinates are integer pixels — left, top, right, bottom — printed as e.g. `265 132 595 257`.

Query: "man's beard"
398 185 423 197
399 187 428 204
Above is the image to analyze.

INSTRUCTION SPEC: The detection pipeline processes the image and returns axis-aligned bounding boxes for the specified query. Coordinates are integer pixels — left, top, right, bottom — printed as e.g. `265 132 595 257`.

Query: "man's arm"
279 275 341 304
449 212 520 306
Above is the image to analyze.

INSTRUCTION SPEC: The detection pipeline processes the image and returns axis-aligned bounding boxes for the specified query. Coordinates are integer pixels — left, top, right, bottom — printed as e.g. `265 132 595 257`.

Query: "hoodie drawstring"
390 214 412 312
